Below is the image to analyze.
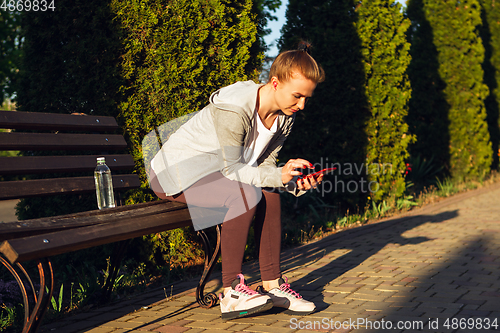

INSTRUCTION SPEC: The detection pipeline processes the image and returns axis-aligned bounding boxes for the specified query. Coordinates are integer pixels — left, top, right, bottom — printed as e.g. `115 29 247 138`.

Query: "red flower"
405 163 412 175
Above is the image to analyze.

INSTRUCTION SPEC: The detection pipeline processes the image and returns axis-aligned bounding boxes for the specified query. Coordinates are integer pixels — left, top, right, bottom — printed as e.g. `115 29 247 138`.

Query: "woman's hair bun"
297 40 312 54
268 39 325 84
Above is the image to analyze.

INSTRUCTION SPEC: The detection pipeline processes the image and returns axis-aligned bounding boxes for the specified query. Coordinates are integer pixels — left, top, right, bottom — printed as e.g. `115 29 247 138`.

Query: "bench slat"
0 174 140 200
0 110 119 132
0 132 127 151
0 206 193 263
0 200 189 241
0 155 136 176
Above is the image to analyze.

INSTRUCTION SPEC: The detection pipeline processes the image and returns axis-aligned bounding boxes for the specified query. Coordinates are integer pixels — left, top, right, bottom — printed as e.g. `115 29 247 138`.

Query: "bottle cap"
97 157 105 162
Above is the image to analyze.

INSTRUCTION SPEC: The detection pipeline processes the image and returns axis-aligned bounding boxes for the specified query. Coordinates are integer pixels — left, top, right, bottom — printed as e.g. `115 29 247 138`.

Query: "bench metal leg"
0 256 54 333
196 225 221 308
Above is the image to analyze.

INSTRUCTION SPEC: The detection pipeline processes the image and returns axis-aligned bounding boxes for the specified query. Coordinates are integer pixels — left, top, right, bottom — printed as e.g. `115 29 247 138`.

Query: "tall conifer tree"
408 0 492 180
279 0 370 209
16 0 122 116
355 0 414 201
14 0 124 221
0 11 21 103
14 0 261 216
478 0 500 170
406 0 451 175
13 0 265 271
279 0 412 205
111 0 259 191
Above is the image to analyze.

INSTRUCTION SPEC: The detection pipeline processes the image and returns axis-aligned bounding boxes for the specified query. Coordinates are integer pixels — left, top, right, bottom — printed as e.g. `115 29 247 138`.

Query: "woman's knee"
228 182 261 211
222 183 261 222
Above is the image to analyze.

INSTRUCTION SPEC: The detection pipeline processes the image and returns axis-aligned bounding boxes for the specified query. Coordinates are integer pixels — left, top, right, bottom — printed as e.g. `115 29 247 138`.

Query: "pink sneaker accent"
278 276 302 299
258 276 316 315
219 274 273 321
233 274 259 295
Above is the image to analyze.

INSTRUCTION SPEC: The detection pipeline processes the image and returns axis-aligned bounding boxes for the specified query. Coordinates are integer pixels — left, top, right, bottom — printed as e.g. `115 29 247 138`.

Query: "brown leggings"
162 173 282 287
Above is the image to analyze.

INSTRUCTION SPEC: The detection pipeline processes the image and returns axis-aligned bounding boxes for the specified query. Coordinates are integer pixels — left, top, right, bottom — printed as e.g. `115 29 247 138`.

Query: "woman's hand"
297 173 324 191
281 158 326 191
282 158 322 190
282 158 311 184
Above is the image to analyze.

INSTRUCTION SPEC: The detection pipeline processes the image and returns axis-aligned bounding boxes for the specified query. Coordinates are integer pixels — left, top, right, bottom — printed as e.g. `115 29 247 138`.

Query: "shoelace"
219 274 258 301
234 281 258 295
279 281 302 299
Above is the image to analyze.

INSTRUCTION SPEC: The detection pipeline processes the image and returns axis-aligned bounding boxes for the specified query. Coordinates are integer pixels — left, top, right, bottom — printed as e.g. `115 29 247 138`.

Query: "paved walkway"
41 182 500 333
0 199 18 223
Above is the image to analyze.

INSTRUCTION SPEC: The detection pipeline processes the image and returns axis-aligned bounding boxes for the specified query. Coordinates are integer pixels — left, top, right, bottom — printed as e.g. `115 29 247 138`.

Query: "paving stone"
101 320 144 329
185 320 241 330
222 316 279 326
49 321 109 332
324 285 364 293
80 328 116 333
175 329 204 333
458 309 492 317
361 301 392 311
345 293 390 302
242 326 296 333
478 300 500 311
153 325 191 333
175 311 216 321
136 323 163 331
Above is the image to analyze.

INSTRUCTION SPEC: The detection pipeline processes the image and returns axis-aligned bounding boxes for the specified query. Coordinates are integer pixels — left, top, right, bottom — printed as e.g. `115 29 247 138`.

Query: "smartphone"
296 167 336 184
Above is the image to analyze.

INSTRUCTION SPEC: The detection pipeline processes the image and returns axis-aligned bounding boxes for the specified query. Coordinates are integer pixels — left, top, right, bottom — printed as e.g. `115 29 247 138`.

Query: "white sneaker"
219 274 273 321
258 276 316 315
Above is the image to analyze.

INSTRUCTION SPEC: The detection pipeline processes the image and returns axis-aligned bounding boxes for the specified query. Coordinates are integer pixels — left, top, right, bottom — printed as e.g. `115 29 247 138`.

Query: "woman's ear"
271 77 279 91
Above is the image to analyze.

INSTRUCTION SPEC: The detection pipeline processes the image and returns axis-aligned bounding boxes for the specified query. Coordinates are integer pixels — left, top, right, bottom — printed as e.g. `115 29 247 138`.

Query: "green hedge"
479 0 500 170
111 0 260 198
13 0 262 273
279 0 371 210
355 0 414 202
0 11 21 101
279 0 412 207
406 0 451 175
407 0 492 180
15 0 124 220
16 0 122 116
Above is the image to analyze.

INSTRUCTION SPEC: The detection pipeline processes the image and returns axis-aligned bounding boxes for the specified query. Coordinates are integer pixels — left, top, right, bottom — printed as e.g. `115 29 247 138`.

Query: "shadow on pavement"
277 210 459 312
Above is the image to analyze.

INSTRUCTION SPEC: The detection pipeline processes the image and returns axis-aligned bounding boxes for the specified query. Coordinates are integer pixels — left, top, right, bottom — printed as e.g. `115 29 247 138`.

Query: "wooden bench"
0 110 221 333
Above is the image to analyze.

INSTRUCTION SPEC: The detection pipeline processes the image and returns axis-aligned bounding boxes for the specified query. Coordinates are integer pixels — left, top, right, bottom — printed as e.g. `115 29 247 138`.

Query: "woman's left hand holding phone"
281 158 322 191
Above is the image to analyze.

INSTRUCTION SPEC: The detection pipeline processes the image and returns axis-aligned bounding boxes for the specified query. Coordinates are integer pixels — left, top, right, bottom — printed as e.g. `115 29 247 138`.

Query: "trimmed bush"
13 0 263 274
111 0 260 195
279 0 370 210
406 0 451 176
16 0 122 116
0 11 21 102
279 0 412 207
479 0 500 170
408 0 492 180
14 0 124 220
355 0 414 202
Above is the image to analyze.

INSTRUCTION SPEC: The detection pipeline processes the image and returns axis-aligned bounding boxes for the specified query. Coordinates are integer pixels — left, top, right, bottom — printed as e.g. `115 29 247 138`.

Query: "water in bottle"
94 157 115 209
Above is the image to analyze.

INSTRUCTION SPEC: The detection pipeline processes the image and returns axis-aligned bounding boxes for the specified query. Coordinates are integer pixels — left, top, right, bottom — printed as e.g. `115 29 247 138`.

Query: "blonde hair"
268 41 325 84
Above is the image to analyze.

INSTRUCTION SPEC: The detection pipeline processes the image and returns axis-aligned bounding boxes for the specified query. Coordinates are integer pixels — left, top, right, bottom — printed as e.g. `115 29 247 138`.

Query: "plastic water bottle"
94 157 115 209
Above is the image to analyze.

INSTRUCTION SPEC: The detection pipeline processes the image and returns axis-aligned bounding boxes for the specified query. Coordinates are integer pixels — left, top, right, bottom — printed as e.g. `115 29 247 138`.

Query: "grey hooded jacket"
150 80 301 196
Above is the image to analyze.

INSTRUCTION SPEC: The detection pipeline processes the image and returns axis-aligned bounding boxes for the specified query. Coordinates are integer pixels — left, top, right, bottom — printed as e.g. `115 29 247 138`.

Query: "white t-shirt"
243 110 278 166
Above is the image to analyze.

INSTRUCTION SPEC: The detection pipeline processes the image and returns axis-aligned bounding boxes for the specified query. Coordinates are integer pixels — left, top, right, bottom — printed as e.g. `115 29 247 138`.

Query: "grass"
0 306 15 332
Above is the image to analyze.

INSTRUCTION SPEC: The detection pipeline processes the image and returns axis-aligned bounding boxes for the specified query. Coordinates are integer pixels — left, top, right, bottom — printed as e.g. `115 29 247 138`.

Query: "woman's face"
273 72 317 116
